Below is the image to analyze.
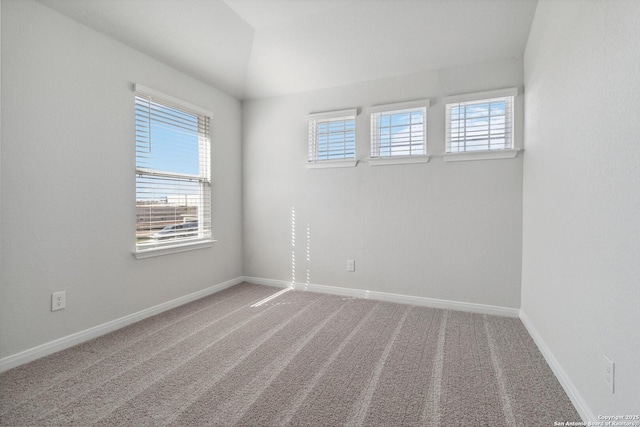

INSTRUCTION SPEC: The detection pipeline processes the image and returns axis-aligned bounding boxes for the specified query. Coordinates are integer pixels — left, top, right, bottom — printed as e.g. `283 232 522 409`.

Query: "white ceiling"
36 0 538 100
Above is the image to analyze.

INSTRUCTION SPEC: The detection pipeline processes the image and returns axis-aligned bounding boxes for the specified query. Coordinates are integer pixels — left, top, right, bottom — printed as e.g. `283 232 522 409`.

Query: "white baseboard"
519 310 595 423
242 276 520 318
0 276 244 373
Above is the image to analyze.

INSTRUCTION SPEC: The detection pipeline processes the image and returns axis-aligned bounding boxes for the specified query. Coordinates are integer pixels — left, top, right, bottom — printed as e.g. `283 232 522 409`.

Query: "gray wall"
243 59 524 309
522 0 640 417
0 0 244 359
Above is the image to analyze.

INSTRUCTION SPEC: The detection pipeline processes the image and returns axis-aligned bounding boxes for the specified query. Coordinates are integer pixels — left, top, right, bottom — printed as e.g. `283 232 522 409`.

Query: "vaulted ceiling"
36 0 538 100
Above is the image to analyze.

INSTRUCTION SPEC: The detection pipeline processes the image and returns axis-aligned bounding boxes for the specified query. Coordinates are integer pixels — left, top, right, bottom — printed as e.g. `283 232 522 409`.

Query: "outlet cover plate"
347 259 355 272
603 354 615 393
52 291 66 311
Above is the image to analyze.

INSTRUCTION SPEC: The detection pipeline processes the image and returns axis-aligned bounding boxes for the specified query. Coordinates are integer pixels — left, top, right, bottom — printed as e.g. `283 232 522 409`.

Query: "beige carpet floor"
0 282 580 426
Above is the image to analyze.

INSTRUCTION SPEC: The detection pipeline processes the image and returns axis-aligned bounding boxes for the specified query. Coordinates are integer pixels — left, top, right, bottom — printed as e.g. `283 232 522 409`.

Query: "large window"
369 99 430 165
307 109 357 168
134 85 212 256
444 88 518 161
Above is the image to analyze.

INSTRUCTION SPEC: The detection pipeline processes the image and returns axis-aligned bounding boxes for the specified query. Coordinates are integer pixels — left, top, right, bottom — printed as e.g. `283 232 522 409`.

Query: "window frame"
368 99 430 166
306 108 358 169
133 84 215 259
443 87 519 162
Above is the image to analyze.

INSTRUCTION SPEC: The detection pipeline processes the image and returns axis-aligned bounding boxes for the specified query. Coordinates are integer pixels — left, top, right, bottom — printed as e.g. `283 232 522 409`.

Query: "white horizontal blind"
371 107 427 157
308 111 356 162
446 95 514 153
135 91 211 250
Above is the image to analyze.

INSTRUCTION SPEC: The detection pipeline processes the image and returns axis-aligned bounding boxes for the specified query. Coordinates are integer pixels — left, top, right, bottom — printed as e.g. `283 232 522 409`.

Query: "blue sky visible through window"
135 99 205 202
316 118 355 160
135 101 200 176
377 110 424 156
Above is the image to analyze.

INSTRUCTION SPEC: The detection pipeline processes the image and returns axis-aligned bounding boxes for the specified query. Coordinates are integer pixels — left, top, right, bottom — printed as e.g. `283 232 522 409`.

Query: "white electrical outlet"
603 354 615 393
51 291 66 311
347 259 355 272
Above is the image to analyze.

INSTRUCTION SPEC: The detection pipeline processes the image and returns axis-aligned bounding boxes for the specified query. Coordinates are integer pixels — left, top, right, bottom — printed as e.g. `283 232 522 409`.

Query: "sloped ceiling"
35 0 538 100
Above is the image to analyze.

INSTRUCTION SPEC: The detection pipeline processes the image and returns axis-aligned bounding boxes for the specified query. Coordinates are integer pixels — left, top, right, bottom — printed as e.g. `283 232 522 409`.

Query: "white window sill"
134 240 215 259
443 149 521 162
368 155 430 166
306 159 358 169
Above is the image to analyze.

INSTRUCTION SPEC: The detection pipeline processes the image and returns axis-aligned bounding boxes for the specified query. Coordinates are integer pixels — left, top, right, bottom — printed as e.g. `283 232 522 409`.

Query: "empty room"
1 0 638 425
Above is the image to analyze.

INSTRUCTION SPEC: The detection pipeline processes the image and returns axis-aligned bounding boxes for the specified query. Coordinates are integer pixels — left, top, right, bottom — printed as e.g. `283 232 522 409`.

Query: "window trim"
306 108 358 167
368 155 430 166
133 84 215 258
306 159 358 169
368 99 430 164
134 84 213 118
134 240 215 259
442 148 520 162
443 87 518 161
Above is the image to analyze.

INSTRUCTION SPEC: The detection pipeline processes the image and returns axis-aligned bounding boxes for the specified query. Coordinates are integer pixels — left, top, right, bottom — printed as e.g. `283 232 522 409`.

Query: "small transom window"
369 99 429 161
445 88 517 153
307 109 357 163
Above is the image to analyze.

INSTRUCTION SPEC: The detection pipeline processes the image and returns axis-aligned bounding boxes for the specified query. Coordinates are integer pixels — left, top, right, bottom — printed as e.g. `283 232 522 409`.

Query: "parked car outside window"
152 222 198 240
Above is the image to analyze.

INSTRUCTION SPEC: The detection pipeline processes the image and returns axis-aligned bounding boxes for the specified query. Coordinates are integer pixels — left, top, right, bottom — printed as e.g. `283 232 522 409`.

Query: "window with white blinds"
134 84 212 253
307 109 356 164
369 100 429 160
445 88 516 153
